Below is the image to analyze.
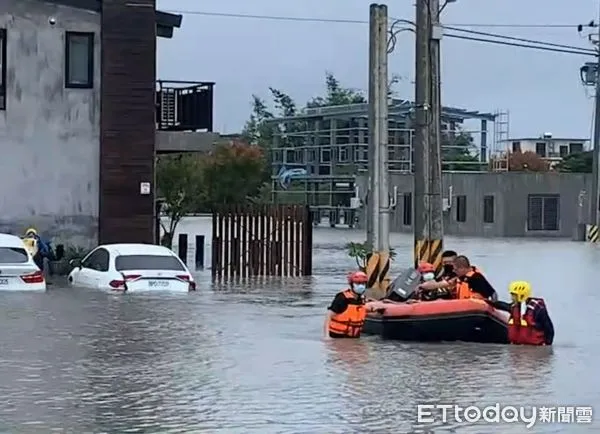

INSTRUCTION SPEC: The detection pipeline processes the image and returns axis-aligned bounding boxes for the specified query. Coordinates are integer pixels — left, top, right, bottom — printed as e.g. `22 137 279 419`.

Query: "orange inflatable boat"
363 298 510 343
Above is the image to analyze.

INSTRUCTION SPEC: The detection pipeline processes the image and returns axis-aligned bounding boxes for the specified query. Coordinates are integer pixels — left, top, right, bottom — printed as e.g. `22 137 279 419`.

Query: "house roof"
45 0 182 38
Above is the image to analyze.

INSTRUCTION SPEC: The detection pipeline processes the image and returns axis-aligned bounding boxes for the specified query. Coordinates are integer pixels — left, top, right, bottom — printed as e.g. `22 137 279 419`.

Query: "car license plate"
0 279 8 285
148 280 169 288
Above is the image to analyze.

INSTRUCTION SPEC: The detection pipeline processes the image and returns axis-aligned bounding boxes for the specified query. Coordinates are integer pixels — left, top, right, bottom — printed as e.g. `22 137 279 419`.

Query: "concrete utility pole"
413 0 445 272
591 10 600 226
413 0 432 268
366 3 390 298
428 0 444 268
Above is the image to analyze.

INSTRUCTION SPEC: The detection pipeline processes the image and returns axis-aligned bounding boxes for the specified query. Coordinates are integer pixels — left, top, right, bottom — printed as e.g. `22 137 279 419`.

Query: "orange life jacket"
328 289 367 337
507 298 547 345
455 269 485 300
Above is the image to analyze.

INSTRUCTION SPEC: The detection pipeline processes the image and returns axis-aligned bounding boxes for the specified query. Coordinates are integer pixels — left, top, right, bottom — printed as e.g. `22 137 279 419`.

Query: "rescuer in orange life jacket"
324 271 382 338
414 261 453 301
489 281 554 345
453 255 498 301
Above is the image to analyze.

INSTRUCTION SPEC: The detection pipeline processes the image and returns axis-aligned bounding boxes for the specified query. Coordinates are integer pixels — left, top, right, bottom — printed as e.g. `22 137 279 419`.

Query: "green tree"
156 153 205 248
557 151 592 173
306 72 366 107
442 131 481 171
241 95 274 147
346 241 396 272
202 141 267 209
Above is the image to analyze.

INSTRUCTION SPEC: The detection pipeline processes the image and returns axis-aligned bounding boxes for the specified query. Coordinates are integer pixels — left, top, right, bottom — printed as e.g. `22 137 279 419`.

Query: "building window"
403 193 412 226
320 148 331 163
527 195 559 231
339 146 348 162
65 32 94 88
535 142 546 157
0 29 6 110
456 195 467 222
483 195 494 223
569 142 583 154
511 141 521 152
559 145 568 157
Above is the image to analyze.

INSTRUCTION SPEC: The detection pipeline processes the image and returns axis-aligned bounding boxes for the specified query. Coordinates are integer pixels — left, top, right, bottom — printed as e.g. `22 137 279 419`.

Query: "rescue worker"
325 271 381 338
415 262 452 301
23 228 54 271
440 250 457 280
453 255 497 301
489 281 554 345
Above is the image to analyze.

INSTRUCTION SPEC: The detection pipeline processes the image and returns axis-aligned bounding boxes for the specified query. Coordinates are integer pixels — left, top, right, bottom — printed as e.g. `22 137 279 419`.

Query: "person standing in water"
324 271 380 338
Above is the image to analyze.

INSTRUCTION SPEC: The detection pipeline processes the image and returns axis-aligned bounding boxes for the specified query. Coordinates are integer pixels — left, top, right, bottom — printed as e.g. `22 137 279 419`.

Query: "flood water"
0 216 598 433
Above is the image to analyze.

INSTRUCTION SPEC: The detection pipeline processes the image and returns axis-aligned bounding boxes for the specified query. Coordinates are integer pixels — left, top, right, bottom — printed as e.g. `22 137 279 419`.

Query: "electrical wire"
444 33 595 56
164 10 586 30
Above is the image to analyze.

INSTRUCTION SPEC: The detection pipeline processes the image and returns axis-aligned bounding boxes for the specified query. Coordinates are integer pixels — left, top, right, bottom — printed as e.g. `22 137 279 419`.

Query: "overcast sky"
157 0 598 142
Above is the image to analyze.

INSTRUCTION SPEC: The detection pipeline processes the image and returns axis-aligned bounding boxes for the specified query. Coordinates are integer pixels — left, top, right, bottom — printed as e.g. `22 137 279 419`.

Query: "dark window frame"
527 194 560 231
81 247 109 271
0 29 6 110
65 31 94 89
456 195 467 222
115 254 186 272
483 195 494 223
403 192 412 226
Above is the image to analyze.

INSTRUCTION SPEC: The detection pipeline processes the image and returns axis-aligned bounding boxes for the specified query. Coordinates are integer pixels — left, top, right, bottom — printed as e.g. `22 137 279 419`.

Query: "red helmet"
417 262 435 273
348 271 368 284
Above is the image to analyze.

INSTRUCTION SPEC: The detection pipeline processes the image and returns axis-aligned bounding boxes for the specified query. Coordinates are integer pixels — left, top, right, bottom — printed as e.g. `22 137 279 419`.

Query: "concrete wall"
0 0 100 247
156 131 219 153
356 172 590 238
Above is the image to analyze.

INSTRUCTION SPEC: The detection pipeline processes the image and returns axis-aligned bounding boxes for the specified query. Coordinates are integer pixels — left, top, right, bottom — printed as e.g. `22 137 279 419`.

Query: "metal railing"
156 80 214 132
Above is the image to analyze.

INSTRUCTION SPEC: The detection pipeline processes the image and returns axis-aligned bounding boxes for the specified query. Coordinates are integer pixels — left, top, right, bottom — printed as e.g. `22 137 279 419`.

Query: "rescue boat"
363 298 510 343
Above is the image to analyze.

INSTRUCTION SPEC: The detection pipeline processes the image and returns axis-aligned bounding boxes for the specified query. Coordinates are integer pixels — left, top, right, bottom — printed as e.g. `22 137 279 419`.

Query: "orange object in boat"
362 298 510 343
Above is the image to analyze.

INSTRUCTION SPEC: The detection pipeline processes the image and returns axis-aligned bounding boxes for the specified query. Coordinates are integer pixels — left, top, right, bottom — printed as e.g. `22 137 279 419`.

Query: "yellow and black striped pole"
365 250 391 300
414 238 444 275
587 224 599 242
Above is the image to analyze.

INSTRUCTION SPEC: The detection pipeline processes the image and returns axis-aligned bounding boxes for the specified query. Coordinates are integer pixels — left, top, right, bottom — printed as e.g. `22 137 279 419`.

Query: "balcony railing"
156 80 214 132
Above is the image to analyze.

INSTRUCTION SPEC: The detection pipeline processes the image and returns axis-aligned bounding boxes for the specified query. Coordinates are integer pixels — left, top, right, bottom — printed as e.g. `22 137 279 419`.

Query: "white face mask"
422 272 435 282
353 284 366 294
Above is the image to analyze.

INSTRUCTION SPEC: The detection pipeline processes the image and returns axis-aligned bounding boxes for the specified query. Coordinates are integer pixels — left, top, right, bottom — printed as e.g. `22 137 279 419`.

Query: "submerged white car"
68 243 196 292
0 233 46 291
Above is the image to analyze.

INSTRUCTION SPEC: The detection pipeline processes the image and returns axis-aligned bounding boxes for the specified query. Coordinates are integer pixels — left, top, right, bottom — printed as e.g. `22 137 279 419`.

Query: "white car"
67 243 196 292
0 233 46 291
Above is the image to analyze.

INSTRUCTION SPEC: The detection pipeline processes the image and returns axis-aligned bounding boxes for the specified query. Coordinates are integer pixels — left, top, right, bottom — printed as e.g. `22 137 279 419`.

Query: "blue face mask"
422 272 435 282
353 284 366 294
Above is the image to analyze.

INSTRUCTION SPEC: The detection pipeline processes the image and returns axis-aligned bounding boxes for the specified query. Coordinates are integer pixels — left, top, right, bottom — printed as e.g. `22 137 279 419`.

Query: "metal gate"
211 205 313 279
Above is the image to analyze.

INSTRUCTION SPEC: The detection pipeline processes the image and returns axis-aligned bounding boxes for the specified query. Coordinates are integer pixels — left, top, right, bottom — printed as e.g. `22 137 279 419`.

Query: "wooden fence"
211 205 313 279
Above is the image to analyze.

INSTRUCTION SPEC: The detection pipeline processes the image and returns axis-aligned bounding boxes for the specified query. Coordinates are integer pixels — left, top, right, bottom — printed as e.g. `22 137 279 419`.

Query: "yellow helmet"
508 281 531 303
25 227 37 236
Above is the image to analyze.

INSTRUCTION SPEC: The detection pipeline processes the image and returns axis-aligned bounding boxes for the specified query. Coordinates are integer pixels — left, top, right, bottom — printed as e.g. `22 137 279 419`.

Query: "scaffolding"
490 110 510 171
267 99 507 225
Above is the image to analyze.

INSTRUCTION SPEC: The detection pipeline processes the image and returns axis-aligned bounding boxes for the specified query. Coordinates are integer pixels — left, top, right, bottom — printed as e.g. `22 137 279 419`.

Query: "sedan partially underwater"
0 233 46 291
68 243 196 292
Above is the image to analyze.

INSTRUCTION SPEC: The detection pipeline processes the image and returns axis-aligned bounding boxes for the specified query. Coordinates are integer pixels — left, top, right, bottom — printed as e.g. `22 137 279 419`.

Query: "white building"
509 133 589 162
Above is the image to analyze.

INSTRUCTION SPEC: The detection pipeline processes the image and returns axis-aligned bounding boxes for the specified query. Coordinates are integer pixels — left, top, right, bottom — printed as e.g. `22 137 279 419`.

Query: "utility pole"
591 11 600 226
427 0 444 271
413 0 432 268
366 3 390 298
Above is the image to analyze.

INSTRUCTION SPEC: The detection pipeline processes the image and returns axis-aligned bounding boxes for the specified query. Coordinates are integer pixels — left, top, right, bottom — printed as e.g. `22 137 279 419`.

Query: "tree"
346 241 396 272
442 131 481 171
157 153 205 248
241 95 274 147
202 141 267 209
508 151 551 172
306 72 366 107
557 151 592 173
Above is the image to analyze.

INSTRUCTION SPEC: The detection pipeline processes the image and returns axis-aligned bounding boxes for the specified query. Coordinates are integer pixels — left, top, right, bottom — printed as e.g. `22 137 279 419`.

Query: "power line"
444 26 597 53
167 9 596 56
445 33 595 56
165 10 583 29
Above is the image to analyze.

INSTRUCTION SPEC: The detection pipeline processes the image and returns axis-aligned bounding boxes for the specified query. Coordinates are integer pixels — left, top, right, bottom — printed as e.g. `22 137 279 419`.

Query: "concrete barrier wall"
356 172 591 238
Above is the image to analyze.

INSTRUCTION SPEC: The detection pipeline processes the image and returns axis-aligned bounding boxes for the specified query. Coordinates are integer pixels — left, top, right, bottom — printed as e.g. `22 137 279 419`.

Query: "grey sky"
157 0 598 141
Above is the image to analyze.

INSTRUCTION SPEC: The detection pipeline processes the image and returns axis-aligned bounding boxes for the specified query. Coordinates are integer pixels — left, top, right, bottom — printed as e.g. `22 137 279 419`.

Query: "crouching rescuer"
324 271 381 338
490 281 554 346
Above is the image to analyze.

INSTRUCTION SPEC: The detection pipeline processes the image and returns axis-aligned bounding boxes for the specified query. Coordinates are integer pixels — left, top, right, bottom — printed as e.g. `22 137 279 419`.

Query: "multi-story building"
0 0 216 246
268 99 504 225
509 134 589 160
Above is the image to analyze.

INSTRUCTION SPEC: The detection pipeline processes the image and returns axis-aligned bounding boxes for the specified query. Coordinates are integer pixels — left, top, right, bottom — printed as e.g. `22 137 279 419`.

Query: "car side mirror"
69 258 82 268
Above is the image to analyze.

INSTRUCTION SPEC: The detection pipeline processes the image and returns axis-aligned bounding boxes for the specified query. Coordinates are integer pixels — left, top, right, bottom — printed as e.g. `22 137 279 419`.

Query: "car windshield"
0 247 29 263
115 254 185 271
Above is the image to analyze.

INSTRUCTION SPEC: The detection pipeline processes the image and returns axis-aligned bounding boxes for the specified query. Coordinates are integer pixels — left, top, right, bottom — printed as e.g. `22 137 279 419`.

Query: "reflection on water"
0 223 597 432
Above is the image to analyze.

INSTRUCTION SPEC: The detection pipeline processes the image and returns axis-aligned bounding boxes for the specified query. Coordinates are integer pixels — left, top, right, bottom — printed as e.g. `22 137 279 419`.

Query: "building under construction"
268 99 508 226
